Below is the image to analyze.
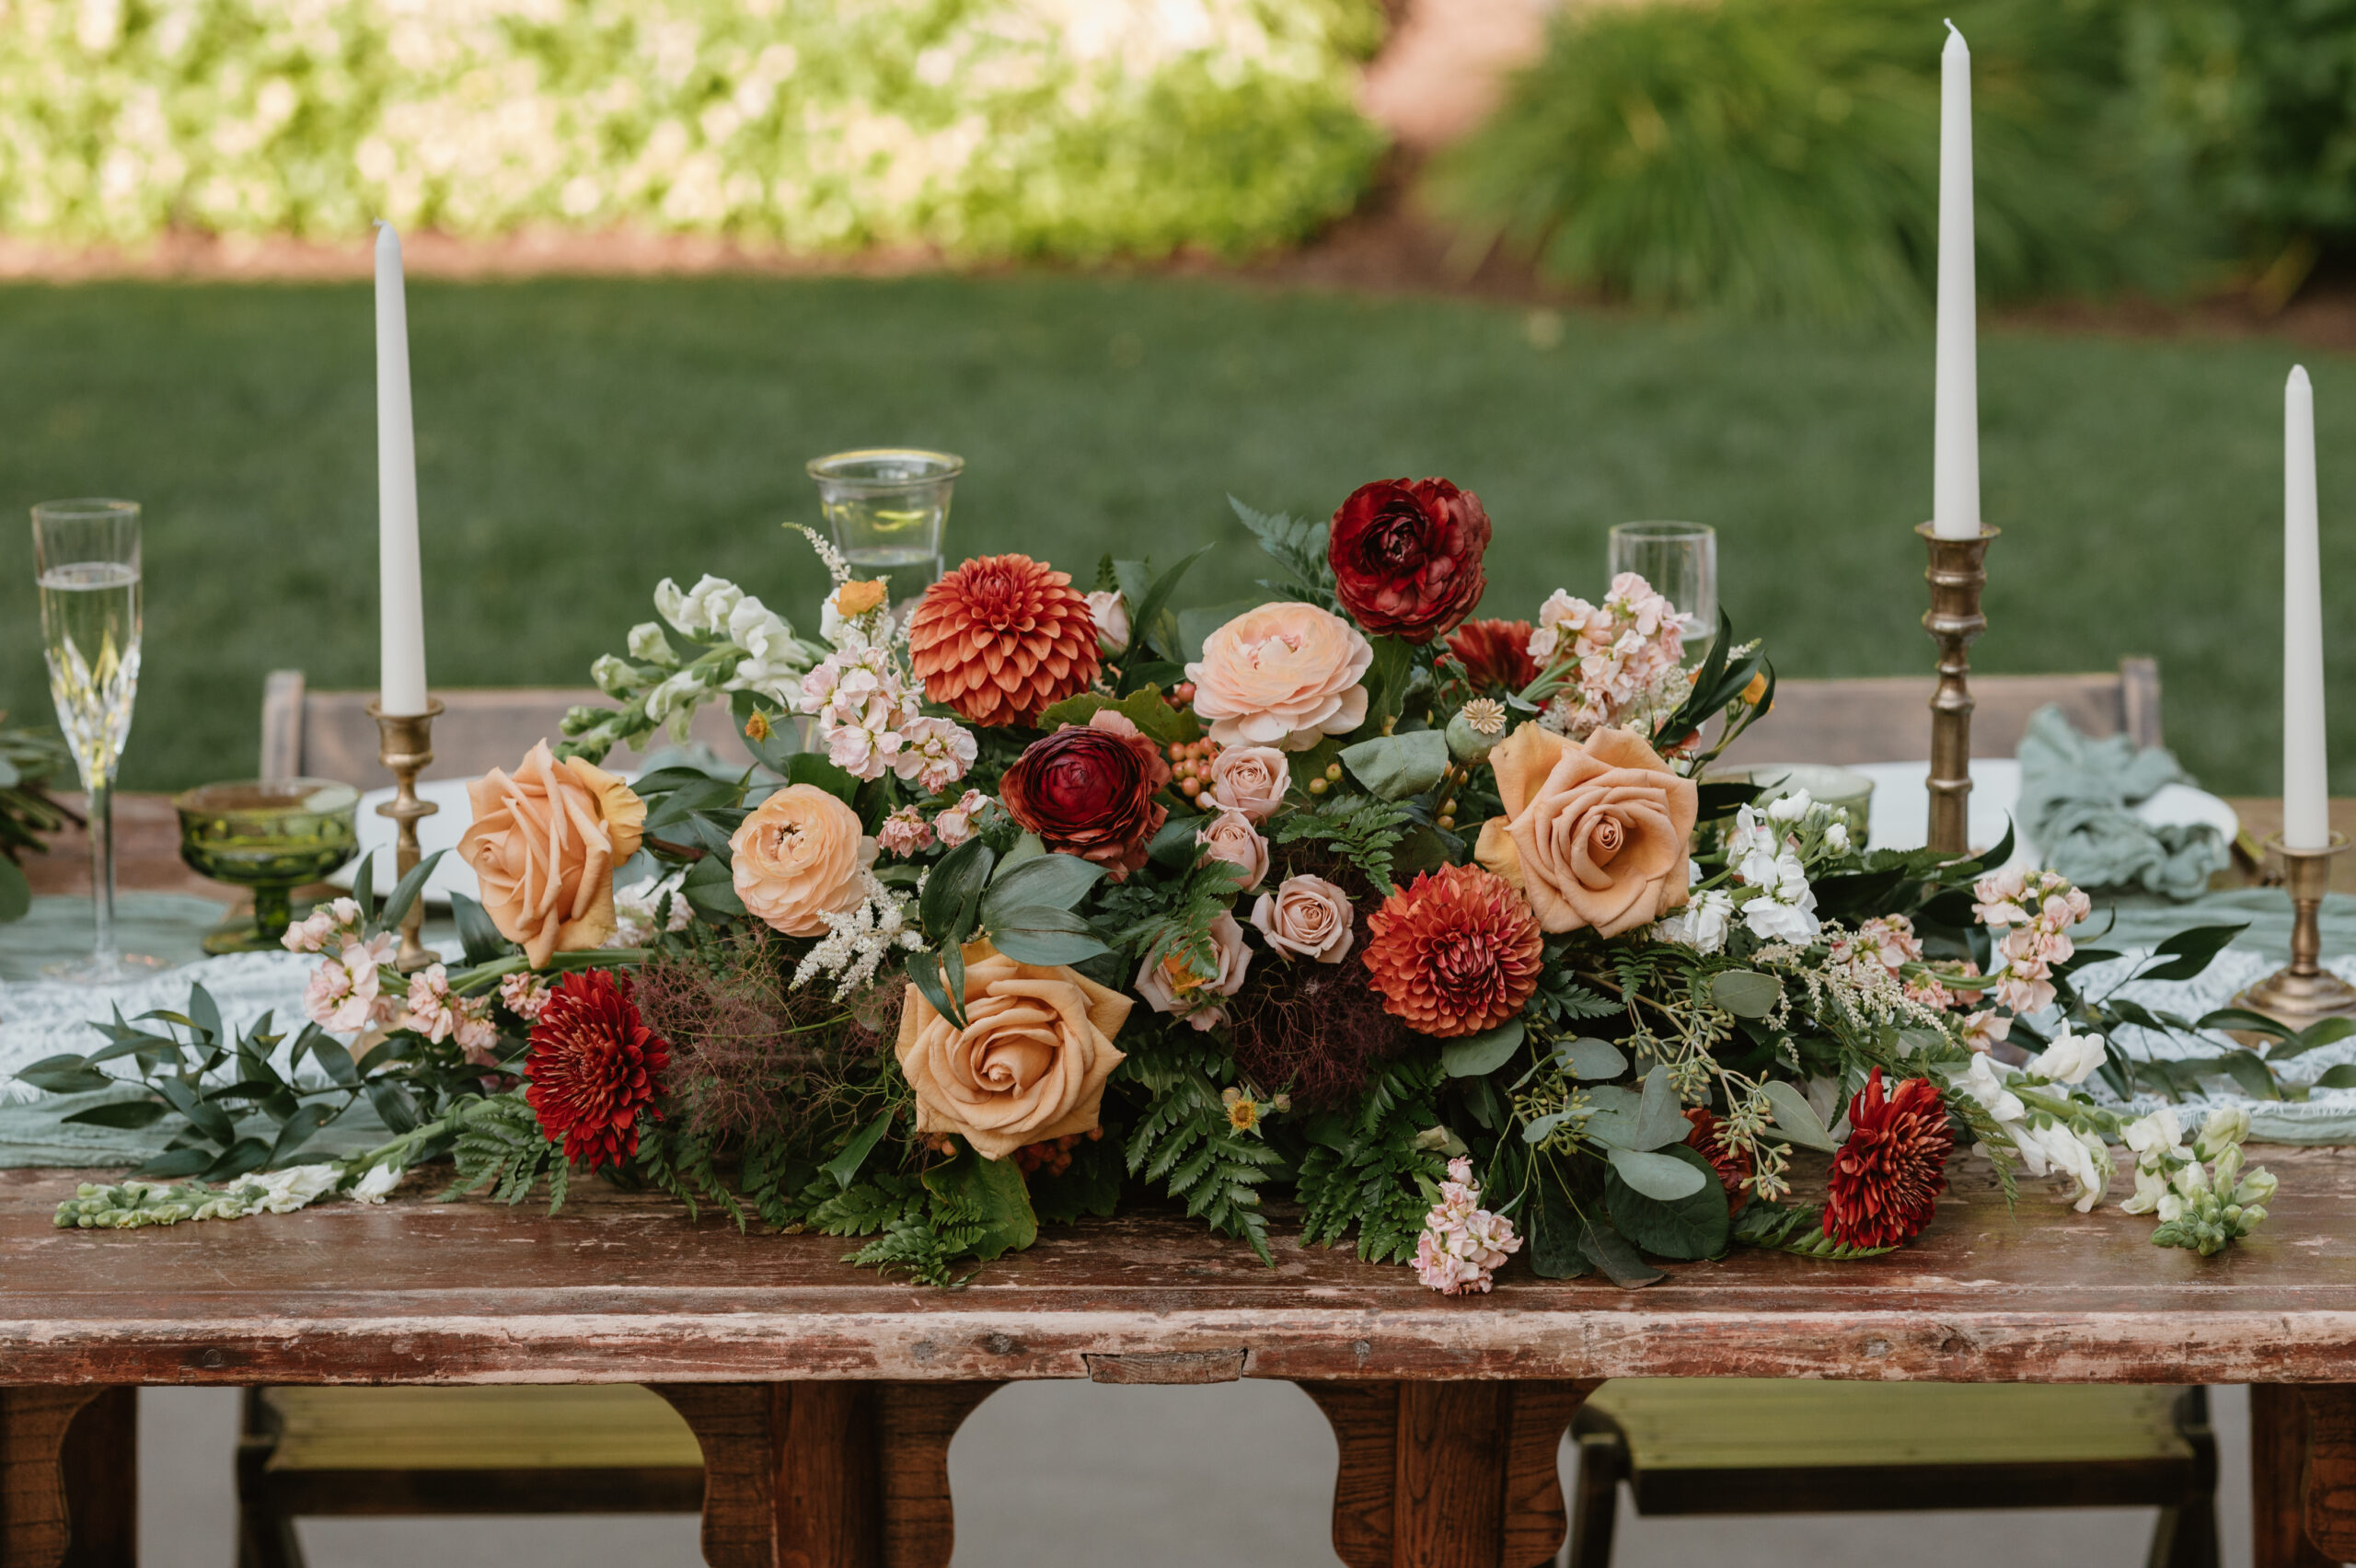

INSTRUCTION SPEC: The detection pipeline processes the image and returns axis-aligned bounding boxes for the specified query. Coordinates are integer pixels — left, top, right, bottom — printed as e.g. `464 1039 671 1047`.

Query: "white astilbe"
791 871 925 997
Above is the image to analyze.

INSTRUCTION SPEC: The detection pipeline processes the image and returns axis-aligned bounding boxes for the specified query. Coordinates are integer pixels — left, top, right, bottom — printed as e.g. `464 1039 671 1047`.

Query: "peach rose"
1473 723 1698 938
729 783 878 938
1251 874 1355 963
1135 911 1253 1032
1206 745 1290 820
1185 602 1372 752
1195 806 1270 891
896 940 1131 1159
459 742 647 968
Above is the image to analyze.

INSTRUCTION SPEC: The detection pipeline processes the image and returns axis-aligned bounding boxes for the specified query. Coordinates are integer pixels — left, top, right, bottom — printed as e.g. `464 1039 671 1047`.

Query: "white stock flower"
1825 820 1850 853
1658 889 1735 954
1765 789 1813 824
2120 1164 2170 1216
2122 1107 2187 1160
2027 1024 2107 1086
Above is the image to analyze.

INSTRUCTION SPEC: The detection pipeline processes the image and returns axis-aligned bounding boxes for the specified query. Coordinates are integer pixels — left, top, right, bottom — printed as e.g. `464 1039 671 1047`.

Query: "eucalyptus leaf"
1441 1020 1525 1078
1577 1218 1668 1287
1557 1037 1628 1079
1760 1079 1837 1152
1631 1065 1687 1151
1711 969 1783 1020
1605 1144 1730 1261
1606 1145 1709 1200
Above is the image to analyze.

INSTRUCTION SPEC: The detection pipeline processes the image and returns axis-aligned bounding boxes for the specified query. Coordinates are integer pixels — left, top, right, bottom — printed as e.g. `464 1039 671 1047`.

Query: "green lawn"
0 273 2347 795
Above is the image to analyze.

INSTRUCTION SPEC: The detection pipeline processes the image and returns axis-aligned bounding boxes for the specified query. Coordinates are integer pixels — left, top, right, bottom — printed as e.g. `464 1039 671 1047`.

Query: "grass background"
0 273 2347 795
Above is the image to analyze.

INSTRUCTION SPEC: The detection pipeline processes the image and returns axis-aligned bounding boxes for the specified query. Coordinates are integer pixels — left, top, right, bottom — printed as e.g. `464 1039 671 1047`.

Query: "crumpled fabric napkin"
2015 703 2228 900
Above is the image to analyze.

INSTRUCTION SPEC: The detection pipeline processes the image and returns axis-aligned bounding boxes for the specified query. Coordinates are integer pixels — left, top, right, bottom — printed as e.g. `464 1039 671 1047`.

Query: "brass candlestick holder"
367 698 443 973
1920 523 1997 857
2231 831 2356 1035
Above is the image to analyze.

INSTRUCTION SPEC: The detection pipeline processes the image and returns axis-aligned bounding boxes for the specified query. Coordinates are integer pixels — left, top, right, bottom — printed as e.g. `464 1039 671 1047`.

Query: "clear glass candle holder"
807 448 964 611
1608 521 1717 659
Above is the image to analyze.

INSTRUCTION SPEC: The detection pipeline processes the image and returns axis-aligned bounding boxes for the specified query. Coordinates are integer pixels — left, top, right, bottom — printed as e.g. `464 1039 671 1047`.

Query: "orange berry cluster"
1166 736 1223 801
1170 681 1197 707
1011 1127 1103 1177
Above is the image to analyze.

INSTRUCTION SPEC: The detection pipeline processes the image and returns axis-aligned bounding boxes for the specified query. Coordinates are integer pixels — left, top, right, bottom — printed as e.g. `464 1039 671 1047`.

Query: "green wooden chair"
235 1385 704 1568
1566 1380 2218 1568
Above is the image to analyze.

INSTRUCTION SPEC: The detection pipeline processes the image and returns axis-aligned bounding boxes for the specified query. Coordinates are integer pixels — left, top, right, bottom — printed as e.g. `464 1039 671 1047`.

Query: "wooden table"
11 797 2356 1568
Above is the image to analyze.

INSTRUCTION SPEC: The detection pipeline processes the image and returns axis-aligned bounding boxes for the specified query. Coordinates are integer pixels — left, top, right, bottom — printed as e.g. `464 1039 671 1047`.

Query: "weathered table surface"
12 799 2356 1568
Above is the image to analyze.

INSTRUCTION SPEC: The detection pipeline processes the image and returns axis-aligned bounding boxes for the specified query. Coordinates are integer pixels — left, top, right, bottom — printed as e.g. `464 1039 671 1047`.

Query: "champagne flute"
32 499 162 983
1607 521 1717 659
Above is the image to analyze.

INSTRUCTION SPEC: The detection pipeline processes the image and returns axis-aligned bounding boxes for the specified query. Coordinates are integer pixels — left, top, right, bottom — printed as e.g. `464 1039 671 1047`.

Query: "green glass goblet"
174 779 361 954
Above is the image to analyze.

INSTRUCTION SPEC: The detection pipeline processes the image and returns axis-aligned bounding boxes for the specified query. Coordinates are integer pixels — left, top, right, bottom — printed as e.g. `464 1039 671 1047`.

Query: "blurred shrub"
2120 0 2356 302
1432 0 2201 325
0 0 1385 259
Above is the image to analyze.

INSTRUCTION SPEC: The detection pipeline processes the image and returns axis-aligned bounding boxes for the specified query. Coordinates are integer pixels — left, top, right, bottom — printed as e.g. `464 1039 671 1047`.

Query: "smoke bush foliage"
1433 0 2203 326
0 0 1385 258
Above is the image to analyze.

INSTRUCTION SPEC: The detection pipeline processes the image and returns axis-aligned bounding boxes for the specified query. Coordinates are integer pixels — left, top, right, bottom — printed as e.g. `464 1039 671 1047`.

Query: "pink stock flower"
933 790 992 847
877 805 935 857
1526 573 1687 740
1414 1156 1522 1296
302 932 396 1034
500 972 552 1022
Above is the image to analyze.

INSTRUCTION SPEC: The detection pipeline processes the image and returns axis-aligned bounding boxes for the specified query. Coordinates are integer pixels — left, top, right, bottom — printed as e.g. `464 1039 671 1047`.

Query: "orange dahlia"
908 554 1101 727
1361 864 1543 1039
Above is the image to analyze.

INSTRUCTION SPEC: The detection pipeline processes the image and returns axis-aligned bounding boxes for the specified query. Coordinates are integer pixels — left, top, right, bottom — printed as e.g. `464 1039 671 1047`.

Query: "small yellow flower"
1221 1086 1261 1132
1741 671 1770 706
744 709 772 743
834 579 890 617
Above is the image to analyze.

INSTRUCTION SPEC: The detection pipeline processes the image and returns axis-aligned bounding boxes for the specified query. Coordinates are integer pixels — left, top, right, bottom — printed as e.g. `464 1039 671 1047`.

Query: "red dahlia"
1822 1069 1953 1250
1683 1107 1753 1214
998 711 1172 880
908 553 1101 726
1443 617 1540 693
1328 478 1493 644
1361 864 1543 1038
525 969 670 1170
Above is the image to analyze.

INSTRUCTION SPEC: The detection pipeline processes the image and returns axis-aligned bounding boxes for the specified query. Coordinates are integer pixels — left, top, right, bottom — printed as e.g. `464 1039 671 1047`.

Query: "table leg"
1300 1379 1599 1568
2253 1384 2356 1568
0 1386 132 1568
653 1382 1003 1568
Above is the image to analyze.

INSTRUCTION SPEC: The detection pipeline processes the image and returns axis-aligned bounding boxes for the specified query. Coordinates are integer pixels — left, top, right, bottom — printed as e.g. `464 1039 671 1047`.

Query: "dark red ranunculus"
998 711 1172 880
1822 1069 1953 1250
1328 478 1493 643
1443 617 1540 693
525 969 669 1170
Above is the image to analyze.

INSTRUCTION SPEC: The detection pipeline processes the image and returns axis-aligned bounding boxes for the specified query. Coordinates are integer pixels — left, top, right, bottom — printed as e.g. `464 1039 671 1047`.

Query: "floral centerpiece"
32 479 2280 1284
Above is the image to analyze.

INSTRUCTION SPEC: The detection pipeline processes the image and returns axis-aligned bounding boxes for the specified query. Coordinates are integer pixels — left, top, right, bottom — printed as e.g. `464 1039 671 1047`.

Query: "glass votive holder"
174 778 361 952
1708 762 1875 843
806 448 964 611
1609 521 1717 657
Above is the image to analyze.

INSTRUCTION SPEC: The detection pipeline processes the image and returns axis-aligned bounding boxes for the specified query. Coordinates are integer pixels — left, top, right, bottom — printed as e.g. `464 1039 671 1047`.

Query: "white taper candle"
2284 364 2330 849
1930 20 1981 541
375 220 429 717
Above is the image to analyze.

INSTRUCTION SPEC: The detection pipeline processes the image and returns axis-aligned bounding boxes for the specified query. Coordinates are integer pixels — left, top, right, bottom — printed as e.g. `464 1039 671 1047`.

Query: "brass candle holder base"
2230 831 2356 1040
1921 523 1997 858
367 698 443 974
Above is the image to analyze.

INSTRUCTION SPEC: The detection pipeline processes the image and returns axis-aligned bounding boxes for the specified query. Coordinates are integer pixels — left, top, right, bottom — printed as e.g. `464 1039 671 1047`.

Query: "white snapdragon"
656 573 745 636
2026 1024 2107 1086
626 620 677 665
350 1163 405 1205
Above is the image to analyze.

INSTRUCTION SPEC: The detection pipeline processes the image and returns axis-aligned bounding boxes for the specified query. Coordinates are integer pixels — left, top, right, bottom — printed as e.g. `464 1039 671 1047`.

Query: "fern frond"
1272 796 1413 894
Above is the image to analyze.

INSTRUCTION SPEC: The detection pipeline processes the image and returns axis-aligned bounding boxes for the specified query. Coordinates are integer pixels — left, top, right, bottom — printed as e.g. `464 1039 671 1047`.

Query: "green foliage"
0 0 1383 259
1098 852 1250 978
1271 795 1414 894
1434 0 2198 325
1119 1034 1285 1262
2120 0 2356 287
443 1092 571 1214
0 725 68 922
1229 496 1340 611
1296 1057 1447 1264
